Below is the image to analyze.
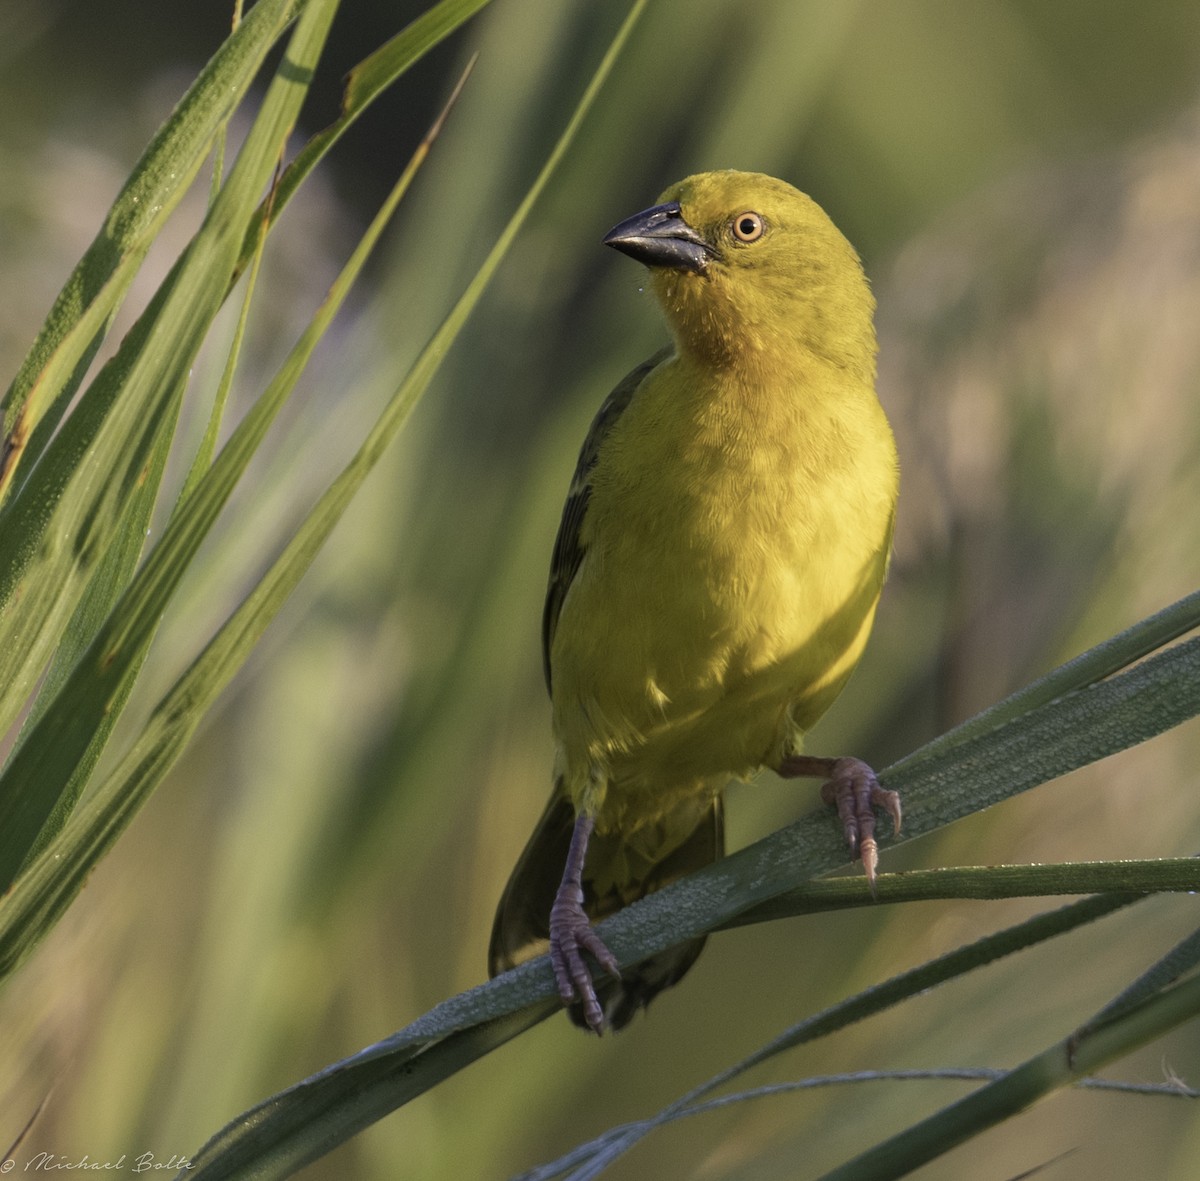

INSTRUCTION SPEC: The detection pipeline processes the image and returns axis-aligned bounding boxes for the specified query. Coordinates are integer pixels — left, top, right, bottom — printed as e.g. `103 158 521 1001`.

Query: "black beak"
602 201 712 274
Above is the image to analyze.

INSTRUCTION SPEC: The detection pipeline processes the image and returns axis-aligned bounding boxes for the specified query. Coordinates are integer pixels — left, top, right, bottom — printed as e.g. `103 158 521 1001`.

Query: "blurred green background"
4 0 1200 1177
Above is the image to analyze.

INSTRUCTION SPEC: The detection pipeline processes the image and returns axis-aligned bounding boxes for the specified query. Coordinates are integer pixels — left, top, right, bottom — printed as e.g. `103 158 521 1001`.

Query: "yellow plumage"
490 171 899 1031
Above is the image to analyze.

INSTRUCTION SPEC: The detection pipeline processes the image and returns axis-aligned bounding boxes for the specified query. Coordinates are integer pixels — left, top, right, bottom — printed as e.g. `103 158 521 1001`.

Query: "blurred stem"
545 891 1143 1180
818 971 1200 1181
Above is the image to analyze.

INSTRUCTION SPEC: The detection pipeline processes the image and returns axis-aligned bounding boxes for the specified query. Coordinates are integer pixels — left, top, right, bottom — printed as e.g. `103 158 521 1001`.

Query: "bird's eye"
731 212 765 242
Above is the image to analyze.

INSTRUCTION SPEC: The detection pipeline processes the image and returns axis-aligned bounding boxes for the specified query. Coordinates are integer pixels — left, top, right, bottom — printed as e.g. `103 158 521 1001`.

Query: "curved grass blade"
187 1005 555 1181
0 0 340 890
816 947 1200 1181
531 893 1147 1181
8 2 648 1174
525 1072 1185 1181
0 46 474 978
178 603 1198 1180
482 628 1200 1010
516 865 1200 1179
0 0 304 501
889 587 1200 777
232 0 495 285
16 158 281 870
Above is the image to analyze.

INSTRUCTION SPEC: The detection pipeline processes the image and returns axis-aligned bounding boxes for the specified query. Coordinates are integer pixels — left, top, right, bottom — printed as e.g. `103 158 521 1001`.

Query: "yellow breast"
550 352 897 827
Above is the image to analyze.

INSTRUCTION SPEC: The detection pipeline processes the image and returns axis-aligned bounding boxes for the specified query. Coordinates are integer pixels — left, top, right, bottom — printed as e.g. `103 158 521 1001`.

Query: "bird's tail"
488 784 724 1030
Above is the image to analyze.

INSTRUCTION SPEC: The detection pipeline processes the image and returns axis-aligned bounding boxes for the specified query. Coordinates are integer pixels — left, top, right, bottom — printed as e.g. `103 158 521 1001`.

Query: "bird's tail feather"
488 784 724 1030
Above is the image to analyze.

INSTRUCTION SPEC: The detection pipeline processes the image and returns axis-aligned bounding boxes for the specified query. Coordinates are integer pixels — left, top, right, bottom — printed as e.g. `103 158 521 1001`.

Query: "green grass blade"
0 0 339 889
1085 923 1200 1025
207 3 248 207
15 4 649 1174
0 0 330 741
816 965 1200 1181
889 586 1200 777
0 41 470 977
188 1006 555 1181
878 630 1200 852
531 1073 1191 1181
532 895 1148 1181
556 866 1200 1176
172 599 1197 1179
0 0 304 500
343 0 490 109
232 0 495 284
477 628 1200 1010
0 266 188 738
718 857 1200 925
181 170 277 500
14 383 183 868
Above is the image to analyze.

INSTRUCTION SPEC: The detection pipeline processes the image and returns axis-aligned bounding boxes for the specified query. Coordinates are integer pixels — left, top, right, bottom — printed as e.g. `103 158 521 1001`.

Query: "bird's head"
604 170 875 378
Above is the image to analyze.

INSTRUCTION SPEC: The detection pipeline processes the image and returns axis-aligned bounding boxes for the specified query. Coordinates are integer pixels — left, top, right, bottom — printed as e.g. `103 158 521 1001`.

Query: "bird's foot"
777 754 901 888
549 812 620 1034
550 884 619 1035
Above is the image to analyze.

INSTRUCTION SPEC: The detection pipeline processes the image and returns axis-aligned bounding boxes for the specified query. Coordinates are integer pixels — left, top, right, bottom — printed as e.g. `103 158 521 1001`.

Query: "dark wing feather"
541 347 670 691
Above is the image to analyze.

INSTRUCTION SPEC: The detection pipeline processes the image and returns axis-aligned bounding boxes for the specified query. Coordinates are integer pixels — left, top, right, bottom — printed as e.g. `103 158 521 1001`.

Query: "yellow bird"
489 170 901 1033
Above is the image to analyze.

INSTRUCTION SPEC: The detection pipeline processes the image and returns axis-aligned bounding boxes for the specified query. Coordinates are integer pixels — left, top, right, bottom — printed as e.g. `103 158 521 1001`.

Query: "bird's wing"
541 346 670 692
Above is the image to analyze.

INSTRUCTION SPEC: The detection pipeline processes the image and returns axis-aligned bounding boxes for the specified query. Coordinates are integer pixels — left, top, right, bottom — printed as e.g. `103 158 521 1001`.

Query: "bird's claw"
818 756 901 888
549 885 620 1034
